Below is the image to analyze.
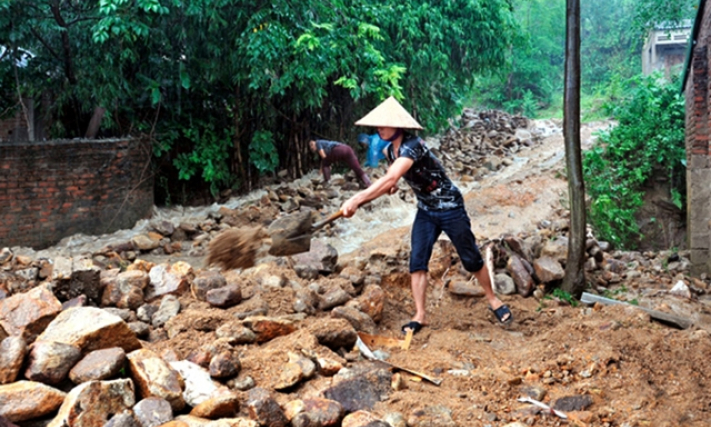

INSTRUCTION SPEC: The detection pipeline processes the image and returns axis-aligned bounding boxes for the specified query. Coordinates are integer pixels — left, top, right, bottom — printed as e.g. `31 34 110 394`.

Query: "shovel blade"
267 210 314 256
268 233 312 256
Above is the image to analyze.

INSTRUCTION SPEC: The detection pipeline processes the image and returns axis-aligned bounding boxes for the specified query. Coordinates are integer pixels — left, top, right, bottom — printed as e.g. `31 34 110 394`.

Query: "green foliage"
472 0 564 114
632 0 697 34
249 130 279 175
473 0 696 117
583 73 686 249
602 284 628 299
171 122 234 199
2 0 518 201
552 288 579 307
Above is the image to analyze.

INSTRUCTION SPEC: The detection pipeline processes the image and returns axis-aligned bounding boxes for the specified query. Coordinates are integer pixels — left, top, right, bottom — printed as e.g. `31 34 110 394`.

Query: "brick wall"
685 3 711 276
0 138 154 249
0 110 24 142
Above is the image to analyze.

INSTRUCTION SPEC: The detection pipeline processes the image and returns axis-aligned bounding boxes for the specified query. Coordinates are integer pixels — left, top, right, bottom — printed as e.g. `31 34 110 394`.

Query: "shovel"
267 208 346 256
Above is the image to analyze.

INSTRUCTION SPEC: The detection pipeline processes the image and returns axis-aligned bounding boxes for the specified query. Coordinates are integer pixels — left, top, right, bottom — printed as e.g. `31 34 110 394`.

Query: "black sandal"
491 304 513 325
401 321 424 335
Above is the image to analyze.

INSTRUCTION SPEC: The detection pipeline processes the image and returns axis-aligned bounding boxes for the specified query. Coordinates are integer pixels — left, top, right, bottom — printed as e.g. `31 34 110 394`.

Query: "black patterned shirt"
386 135 464 211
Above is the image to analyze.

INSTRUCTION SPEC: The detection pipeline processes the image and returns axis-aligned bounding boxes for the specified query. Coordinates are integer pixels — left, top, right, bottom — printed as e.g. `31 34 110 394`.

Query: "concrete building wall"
684 6 711 276
643 25 691 77
0 138 154 249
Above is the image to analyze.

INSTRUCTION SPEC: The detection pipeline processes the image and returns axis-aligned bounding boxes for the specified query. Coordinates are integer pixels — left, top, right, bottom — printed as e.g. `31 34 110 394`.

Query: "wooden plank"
355 337 442 386
580 292 692 330
357 332 405 349
402 329 414 351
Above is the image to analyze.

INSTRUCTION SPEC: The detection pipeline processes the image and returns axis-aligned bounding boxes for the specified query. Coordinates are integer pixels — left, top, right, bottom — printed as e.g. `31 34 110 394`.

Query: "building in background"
644 20 692 77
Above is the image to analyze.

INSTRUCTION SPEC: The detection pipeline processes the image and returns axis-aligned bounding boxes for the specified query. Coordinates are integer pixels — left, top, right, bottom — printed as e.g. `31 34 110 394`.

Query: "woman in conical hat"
342 97 513 334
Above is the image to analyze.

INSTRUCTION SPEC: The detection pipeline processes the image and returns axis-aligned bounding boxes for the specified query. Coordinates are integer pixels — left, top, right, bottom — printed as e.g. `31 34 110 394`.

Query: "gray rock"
25 341 82 385
128 349 185 412
319 287 351 310
209 351 241 379
191 270 227 301
61 294 88 310
322 367 391 413
507 254 534 297
533 256 565 283
293 288 318 314
152 220 175 237
0 337 27 384
128 321 150 338
552 395 593 412
152 295 180 328
145 264 190 302
47 379 135 427
350 284 385 322
292 240 339 278
406 405 456 427
133 397 173 427
215 322 257 345
448 280 485 297
289 398 343 427
540 236 569 263
229 375 255 391
103 307 136 322
520 384 546 401
136 304 158 323
206 284 242 308
105 411 139 427
331 306 376 334
245 388 288 427
306 318 357 350
494 273 516 295
69 347 127 384
101 270 149 310
339 266 365 287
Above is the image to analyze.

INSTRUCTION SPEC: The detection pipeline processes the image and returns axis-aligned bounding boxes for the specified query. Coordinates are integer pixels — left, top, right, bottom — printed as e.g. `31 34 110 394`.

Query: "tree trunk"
562 0 587 297
85 106 105 138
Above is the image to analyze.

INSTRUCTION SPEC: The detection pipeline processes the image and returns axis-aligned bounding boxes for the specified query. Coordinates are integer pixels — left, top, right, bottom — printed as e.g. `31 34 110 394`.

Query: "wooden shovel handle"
311 209 345 231
311 200 369 232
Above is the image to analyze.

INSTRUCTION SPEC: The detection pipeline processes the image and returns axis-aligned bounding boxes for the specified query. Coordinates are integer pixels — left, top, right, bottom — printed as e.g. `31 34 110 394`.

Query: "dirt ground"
148 122 711 427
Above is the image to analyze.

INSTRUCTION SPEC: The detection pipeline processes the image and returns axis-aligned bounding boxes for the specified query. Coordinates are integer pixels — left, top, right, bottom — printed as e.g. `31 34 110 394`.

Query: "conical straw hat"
355 96 423 130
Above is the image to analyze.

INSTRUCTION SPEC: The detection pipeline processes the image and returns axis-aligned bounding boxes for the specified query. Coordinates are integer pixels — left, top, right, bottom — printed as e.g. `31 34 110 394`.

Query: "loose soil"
147 121 710 427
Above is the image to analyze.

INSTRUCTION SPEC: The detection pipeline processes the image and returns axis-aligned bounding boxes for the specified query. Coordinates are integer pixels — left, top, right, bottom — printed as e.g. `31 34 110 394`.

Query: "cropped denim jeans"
410 205 484 273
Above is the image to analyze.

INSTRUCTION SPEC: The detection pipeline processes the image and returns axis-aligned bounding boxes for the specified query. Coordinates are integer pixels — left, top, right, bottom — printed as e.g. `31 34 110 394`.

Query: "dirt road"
328 120 711 426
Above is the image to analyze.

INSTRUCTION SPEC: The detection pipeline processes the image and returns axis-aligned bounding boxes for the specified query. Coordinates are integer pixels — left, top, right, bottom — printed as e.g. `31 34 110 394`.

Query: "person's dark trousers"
323 144 371 187
409 206 484 273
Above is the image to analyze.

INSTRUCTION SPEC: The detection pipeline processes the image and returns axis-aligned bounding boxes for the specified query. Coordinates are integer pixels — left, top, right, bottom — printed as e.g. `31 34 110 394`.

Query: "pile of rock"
0 232 434 426
475 214 709 304
434 109 541 181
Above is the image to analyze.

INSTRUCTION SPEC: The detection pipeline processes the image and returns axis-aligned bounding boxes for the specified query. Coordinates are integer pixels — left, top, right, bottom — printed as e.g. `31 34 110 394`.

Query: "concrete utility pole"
562 0 587 297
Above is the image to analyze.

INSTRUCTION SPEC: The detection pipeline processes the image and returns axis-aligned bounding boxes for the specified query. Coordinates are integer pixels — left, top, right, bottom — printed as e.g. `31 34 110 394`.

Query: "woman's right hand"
341 197 359 218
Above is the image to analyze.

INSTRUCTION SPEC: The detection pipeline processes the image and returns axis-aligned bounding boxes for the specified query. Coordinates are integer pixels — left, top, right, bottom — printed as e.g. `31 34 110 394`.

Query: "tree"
562 0 587 297
2 0 519 203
